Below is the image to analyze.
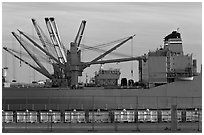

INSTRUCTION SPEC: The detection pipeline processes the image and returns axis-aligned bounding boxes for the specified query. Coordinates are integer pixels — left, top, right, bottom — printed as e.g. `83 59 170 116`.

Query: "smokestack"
193 59 197 75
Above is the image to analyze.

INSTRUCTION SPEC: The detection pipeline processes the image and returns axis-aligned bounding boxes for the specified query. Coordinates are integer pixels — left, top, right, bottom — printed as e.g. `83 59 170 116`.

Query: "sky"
2 2 202 83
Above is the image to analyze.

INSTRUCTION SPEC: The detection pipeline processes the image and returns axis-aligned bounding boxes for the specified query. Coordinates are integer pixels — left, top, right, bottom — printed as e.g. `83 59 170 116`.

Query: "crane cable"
19 32 22 67
80 36 130 51
32 27 36 82
4 42 8 68
12 36 16 81
131 38 133 77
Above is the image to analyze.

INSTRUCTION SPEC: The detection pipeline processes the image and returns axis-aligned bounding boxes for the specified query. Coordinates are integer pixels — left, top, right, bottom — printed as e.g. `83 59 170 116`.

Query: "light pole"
25 110 29 132
195 108 200 131
49 110 52 132
136 96 140 131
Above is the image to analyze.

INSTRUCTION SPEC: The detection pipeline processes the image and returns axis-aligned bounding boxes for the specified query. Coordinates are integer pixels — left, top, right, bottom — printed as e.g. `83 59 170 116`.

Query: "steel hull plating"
2 74 202 111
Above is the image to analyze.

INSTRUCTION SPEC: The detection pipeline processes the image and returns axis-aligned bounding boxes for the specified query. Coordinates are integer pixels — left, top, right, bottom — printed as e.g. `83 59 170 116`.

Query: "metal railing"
2 96 202 133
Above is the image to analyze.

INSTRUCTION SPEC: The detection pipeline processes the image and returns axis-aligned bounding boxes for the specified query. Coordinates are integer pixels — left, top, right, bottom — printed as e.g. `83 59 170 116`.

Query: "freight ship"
2 17 202 133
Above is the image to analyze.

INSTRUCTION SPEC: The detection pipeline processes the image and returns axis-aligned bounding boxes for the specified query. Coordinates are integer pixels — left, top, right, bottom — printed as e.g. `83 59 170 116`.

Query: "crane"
68 20 86 87
68 31 140 87
5 17 147 88
31 19 66 80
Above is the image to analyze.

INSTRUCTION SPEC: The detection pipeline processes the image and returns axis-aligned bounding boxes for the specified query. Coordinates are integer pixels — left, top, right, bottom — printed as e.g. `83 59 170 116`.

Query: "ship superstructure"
139 31 197 88
94 68 120 86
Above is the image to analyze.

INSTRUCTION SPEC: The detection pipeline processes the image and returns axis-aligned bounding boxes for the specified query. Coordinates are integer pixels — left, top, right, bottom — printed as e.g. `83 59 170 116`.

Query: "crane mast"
68 20 86 87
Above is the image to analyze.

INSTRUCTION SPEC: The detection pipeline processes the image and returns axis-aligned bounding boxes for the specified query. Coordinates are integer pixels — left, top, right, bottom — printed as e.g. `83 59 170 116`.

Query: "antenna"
177 28 179 32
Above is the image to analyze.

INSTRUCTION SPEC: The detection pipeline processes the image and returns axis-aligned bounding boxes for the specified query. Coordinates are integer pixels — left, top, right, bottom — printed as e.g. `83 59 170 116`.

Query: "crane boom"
90 35 135 63
74 20 86 47
45 17 67 63
32 19 49 53
84 56 144 66
3 47 54 79
32 18 57 64
17 29 64 67
49 17 66 57
12 32 51 77
32 19 58 59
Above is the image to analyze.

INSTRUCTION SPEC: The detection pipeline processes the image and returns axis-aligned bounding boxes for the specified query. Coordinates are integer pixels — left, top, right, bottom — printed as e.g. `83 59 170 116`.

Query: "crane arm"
31 19 54 63
12 32 52 77
74 20 86 47
45 17 67 63
49 17 67 58
32 19 58 59
17 29 64 67
32 18 49 52
3 47 54 79
90 35 135 63
49 17 62 45
83 56 143 67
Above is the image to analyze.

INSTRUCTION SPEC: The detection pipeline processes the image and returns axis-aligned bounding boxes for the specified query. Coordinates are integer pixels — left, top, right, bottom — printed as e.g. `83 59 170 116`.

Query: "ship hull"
2 74 202 111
